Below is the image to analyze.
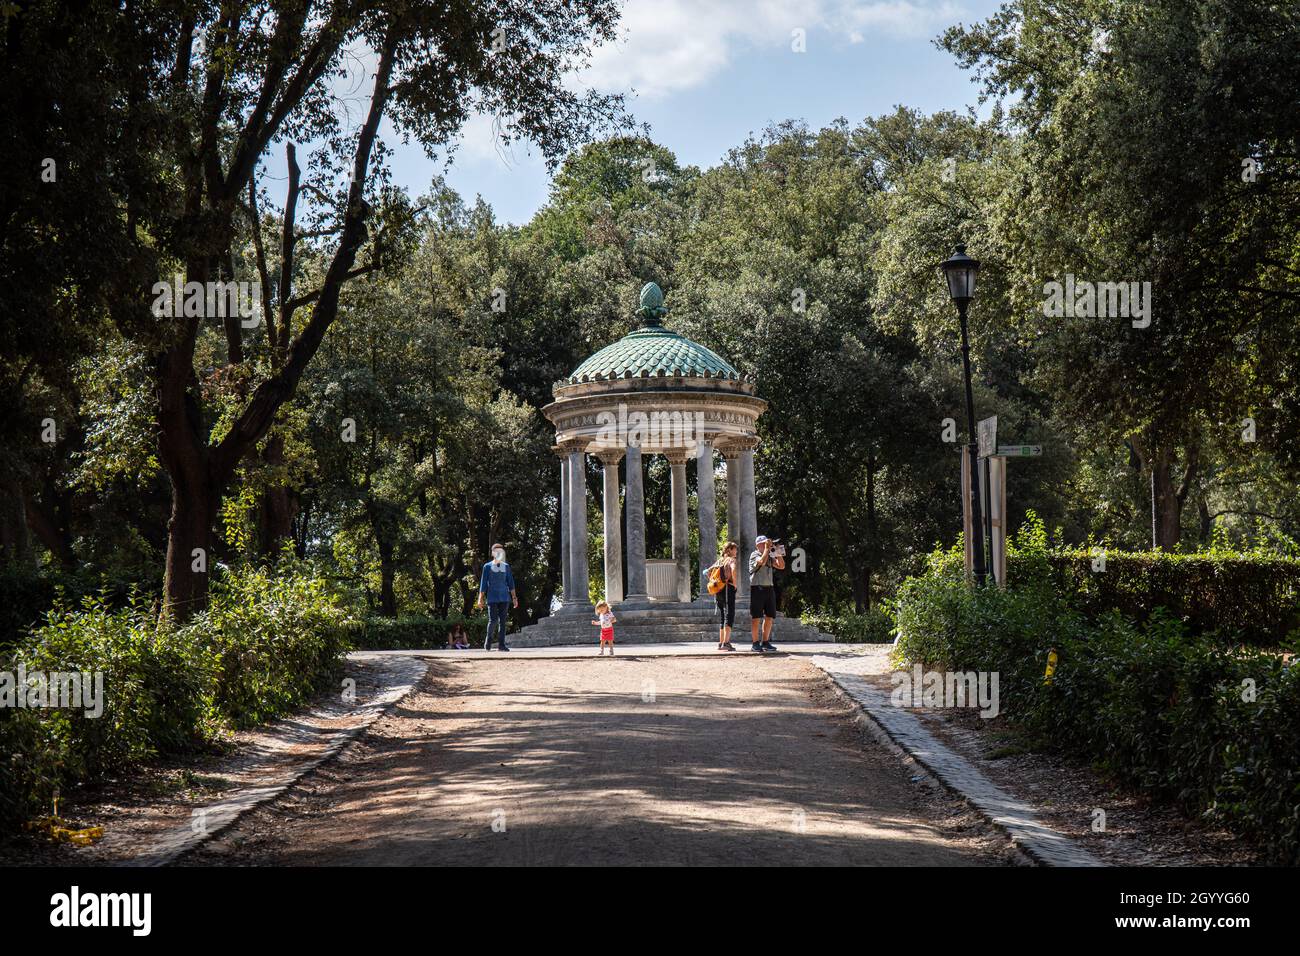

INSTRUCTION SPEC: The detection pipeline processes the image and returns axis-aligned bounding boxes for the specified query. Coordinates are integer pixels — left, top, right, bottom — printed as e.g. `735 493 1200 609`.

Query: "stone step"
508 615 834 647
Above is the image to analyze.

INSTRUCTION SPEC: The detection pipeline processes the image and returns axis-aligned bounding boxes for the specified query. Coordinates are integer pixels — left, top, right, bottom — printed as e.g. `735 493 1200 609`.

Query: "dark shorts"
715 585 736 628
749 584 777 619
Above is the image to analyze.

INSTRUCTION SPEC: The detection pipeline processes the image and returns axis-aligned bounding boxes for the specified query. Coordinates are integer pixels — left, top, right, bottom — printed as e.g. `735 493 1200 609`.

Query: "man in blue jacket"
476 542 518 651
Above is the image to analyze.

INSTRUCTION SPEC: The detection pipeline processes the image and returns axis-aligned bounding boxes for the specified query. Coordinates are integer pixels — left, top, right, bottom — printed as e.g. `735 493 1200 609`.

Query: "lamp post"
940 243 987 586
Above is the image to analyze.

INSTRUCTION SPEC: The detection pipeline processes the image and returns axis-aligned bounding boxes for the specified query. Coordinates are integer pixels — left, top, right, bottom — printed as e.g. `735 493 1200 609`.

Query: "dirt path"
190 655 1015 866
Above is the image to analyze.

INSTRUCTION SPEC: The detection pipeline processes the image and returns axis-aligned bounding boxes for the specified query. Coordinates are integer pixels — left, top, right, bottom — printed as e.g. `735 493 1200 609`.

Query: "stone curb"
808 654 1105 868
128 654 428 867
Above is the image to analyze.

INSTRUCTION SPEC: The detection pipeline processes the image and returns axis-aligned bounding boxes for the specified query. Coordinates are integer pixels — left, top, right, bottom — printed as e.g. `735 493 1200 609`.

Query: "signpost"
960 421 1043 588
977 415 998 459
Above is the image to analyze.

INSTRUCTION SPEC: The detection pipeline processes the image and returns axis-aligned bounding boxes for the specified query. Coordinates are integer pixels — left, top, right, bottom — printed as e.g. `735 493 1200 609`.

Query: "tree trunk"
377 541 397 618
0 477 33 567
22 487 76 569
822 482 868 613
156 29 399 621
258 432 298 557
432 570 450 619
863 453 877 611
848 560 871 614
161 475 218 623
1151 451 1179 549
1131 436 1192 551
158 328 217 622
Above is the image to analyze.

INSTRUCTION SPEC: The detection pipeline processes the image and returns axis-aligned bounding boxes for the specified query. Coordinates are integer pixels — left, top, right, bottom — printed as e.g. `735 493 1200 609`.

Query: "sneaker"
723 642 735 651
751 642 763 653
499 645 511 652
761 641 775 652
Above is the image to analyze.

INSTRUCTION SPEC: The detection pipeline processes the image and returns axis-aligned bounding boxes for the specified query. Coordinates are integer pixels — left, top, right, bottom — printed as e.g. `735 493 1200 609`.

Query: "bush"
892 526 1300 863
801 607 895 643
350 613 488 650
0 561 356 828
0 707 64 830
193 562 356 728
1 594 219 825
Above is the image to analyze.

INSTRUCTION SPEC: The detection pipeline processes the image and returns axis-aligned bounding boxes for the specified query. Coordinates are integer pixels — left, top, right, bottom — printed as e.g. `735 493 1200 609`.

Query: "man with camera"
748 534 785 653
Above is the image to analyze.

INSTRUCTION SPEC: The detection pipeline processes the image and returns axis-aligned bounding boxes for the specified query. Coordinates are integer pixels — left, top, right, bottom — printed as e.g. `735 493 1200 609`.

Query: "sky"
389 0 1008 225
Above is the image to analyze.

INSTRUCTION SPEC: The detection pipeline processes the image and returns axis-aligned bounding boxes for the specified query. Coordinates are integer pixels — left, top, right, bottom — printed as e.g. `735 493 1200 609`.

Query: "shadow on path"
192 657 1003 866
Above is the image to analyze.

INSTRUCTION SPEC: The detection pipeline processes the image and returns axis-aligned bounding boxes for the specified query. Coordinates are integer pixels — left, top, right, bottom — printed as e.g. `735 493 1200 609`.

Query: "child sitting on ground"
592 600 617 656
448 622 470 650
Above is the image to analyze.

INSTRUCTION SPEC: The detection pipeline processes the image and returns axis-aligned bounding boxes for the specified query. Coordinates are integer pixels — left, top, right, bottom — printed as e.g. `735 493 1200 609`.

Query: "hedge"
1031 550 1300 647
801 607 895 643
893 527 1300 863
348 613 489 650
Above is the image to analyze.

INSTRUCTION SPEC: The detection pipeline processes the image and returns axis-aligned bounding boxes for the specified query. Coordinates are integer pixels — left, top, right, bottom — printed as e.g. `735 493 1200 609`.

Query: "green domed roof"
566 281 740 385
567 325 740 384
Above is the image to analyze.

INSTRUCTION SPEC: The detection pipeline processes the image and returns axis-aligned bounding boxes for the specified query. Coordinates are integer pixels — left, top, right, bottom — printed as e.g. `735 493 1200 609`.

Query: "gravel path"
191 655 1015 866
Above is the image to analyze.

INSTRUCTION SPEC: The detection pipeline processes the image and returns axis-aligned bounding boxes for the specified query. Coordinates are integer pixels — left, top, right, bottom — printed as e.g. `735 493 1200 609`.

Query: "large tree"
942 0 1300 548
673 122 953 610
22 0 630 619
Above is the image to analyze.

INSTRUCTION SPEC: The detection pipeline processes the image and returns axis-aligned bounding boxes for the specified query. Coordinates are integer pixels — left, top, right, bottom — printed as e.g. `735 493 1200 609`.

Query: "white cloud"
837 0 966 40
452 111 536 170
574 0 968 99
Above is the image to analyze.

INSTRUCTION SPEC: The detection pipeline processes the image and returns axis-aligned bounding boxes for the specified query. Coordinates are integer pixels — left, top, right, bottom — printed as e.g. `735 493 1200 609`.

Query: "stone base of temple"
510 602 835 648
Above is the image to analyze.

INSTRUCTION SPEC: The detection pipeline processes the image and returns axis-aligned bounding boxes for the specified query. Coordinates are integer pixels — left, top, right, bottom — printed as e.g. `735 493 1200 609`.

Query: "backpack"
707 564 727 595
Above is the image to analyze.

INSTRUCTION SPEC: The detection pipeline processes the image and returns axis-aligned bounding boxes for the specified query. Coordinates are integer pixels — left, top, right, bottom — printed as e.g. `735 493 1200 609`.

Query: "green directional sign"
997 444 1043 457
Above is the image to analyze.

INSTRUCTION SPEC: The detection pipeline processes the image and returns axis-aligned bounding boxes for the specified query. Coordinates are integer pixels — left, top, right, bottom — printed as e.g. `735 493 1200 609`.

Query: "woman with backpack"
708 541 740 651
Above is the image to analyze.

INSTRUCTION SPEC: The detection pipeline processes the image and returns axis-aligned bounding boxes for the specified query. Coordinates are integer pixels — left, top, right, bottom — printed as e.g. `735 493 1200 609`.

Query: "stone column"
695 439 717 603
555 447 571 605
739 440 758 570
723 444 748 606
666 449 692 603
597 449 624 604
566 443 590 610
624 443 648 603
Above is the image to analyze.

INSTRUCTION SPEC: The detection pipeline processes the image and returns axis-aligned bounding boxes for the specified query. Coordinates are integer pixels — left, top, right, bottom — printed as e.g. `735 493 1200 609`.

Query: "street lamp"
939 243 987 586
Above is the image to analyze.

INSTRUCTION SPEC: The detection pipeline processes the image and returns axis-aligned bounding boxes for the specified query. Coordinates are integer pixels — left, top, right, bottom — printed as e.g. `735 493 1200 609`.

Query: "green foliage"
0 566 61 651
0 566 159 651
0 563 354 828
801 607 895 644
940 0 1300 548
1036 550 1300 647
672 119 958 611
893 531 1300 863
349 613 488 650
1 595 218 826
190 562 357 728
0 706 65 833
